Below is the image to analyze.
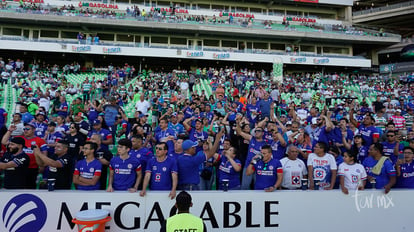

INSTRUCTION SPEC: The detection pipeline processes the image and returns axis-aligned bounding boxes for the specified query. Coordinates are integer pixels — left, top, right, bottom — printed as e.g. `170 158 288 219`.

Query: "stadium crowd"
0 1 389 38
1 57 414 198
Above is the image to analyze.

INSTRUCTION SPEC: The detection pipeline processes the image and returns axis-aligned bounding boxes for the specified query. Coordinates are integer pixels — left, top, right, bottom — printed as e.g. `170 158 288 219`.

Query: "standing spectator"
338 151 367 194
88 119 113 151
154 118 176 154
215 145 242 190
0 137 30 189
280 145 308 190
64 123 86 162
90 134 112 190
2 123 48 189
135 93 151 115
246 145 283 191
307 142 337 190
34 141 73 190
349 107 379 147
389 109 406 130
106 139 142 192
363 143 396 193
9 113 24 137
396 147 414 188
140 142 178 199
73 141 102 190
44 122 63 156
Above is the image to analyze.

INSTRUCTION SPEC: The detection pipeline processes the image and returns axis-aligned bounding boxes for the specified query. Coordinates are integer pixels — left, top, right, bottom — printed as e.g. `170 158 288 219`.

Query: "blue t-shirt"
363 156 396 189
381 141 404 165
177 152 206 185
74 158 102 190
396 162 414 188
218 155 241 189
245 137 267 167
154 128 177 154
358 124 379 147
145 156 178 190
33 122 48 138
109 156 141 191
129 148 153 174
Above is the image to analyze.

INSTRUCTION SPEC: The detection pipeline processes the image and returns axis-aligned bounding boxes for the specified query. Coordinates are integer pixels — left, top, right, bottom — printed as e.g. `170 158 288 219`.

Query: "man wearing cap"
73 112 90 139
88 119 113 151
32 112 48 138
177 130 222 191
2 122 48 189
34 140 74 190
168 112 185 136
160 191 206 232
44 121 63 157
0 137 30 189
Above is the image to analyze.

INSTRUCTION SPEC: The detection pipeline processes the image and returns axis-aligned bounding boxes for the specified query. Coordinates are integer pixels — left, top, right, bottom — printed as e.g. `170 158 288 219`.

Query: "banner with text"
0 190 410 232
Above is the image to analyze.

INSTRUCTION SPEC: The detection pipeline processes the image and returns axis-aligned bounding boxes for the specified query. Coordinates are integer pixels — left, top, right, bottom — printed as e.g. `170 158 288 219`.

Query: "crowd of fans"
1 56 414 198
0 1 391 38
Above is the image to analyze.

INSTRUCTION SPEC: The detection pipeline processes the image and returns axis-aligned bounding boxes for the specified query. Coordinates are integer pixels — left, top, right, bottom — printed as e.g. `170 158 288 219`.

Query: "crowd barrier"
0 189 411 231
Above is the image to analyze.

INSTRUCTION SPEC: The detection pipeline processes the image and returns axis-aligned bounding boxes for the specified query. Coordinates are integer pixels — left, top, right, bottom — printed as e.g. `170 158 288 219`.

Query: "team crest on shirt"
162 167 167 172
292 176 300 185
137 154 141 158
352 175 358 183
269 166 274 170
31 141 36 145
75 138 78 142
90 168 94 172
315 169 325 178
128 164 132 169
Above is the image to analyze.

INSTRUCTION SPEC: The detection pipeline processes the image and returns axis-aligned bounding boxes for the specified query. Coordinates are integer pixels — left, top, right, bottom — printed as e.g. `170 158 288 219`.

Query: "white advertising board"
0 190 411 232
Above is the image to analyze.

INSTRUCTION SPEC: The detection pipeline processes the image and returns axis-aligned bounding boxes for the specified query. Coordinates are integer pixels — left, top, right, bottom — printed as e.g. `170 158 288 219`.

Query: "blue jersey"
45 131 63 156
358 124 379 146
74 158 102 190
154 128 177 154
145 156 178 190
177 152 206 185
109 156 141 191
245 137 267 167
218 155 241 190
396 162 414 188
88 128 113 151
33 122 48 138
22 112 33 124
129 147 153 174
269 139 287 160
252 158 283 190
246 104 260 123
168 122 185 135
355 145 369 164
188 128 208 153
363 156 396 189
0 108 7 127
381 141 404 165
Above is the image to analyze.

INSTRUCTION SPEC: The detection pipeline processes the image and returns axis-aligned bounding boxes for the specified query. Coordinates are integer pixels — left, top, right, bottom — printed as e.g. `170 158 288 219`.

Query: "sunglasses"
23 127 32 131
155 147 165 150
387 135 395 137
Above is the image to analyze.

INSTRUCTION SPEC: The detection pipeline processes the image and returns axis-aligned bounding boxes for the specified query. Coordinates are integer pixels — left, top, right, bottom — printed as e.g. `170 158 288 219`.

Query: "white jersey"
307 153 337 189
280 157 308 189
338 162 367 191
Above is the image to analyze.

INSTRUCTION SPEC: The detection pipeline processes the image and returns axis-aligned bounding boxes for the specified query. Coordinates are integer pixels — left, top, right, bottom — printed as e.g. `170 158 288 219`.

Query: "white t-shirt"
135 100 151 115
338 162 367 191
280 157 308 189
307 153 337 189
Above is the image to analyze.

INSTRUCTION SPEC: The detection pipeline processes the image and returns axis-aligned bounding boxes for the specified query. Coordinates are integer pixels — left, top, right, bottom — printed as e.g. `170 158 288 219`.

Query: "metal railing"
353 0 414 16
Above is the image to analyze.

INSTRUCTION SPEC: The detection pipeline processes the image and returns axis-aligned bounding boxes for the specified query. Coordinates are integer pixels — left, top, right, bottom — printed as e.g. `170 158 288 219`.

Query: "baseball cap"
76 112 84 117
93 119 101 125
10 137 26 147
396 109 402 112
311 118 318 125
36 112 45 116
24 122 36 128
182 140 198 151
139 114 148 118
286 121 292 125
48 121 57 127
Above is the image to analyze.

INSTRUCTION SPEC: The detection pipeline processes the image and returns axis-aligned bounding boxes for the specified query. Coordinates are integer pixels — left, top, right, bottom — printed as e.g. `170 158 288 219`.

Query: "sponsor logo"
2 194 47 232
